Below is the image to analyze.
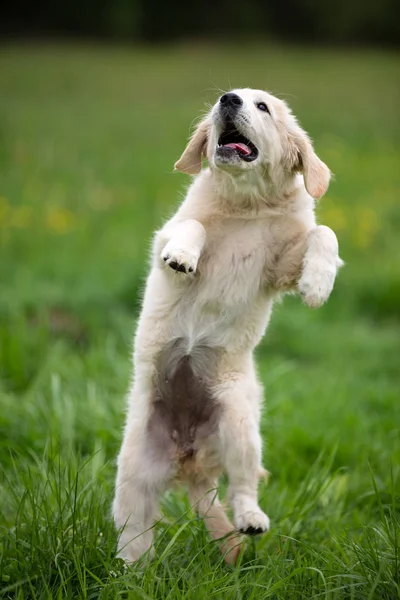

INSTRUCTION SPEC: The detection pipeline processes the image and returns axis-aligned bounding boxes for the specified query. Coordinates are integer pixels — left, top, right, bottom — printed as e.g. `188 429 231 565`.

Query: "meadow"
0 44 399 599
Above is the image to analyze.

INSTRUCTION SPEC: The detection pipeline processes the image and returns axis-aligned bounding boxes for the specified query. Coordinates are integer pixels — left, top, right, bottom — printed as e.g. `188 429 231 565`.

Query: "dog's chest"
197 218 268 304
169 218 275 350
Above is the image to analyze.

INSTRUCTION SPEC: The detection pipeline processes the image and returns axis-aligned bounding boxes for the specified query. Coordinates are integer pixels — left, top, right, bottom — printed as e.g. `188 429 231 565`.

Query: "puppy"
113 88 343 564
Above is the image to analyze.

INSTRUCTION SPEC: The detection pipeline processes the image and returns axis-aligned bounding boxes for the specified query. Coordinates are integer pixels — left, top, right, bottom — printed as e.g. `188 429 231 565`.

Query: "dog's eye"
256 102 270 114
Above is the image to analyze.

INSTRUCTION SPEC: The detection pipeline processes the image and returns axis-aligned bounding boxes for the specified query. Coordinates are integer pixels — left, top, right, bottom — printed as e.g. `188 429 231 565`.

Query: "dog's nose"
220 92 243 107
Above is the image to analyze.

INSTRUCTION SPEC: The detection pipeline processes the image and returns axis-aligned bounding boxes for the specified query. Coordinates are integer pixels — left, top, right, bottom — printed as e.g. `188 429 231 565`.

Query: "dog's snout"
220 93 243 108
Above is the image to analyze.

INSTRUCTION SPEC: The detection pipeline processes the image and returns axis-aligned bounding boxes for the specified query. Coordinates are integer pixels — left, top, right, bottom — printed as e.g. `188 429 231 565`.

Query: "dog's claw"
240 526 264 536
168 260 187 273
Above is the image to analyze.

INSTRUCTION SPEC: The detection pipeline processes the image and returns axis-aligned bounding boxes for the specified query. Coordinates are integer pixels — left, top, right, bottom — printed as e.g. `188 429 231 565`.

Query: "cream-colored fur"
113 88 343 564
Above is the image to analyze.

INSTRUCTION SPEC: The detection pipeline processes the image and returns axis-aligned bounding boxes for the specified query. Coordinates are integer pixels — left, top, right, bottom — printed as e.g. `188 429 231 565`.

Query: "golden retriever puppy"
113 88 343 564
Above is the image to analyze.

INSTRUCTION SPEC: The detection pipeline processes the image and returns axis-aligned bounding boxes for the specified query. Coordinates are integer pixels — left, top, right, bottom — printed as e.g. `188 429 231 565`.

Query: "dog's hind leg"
189 479 242 564
214 365 270 537
113 383 174 564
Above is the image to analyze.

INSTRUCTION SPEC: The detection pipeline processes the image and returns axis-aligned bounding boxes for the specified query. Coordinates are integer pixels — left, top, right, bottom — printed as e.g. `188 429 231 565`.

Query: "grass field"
0 43 399 599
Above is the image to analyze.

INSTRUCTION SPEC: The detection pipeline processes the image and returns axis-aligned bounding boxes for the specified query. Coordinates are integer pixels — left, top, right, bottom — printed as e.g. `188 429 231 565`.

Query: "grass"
0 42 399 599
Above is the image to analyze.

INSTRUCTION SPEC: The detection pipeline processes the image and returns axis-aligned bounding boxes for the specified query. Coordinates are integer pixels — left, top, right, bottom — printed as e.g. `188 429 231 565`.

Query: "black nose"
220 92 243 107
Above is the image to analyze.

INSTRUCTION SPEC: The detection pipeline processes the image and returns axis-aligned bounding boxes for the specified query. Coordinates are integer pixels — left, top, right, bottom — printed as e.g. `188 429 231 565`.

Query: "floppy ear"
290 128 331 199
174 118 210 175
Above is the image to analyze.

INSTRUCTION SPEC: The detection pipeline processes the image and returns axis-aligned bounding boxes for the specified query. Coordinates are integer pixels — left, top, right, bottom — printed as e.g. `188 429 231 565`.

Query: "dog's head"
174 88 330 199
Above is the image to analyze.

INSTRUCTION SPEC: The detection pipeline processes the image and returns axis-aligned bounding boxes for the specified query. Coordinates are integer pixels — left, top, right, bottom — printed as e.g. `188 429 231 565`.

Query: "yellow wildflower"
46 207 78 234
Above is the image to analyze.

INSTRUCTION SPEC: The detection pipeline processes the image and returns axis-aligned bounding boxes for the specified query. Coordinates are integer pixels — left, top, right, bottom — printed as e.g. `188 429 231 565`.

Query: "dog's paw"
298 263 336 309
161 243 199 275
235 508 270 536
116 532 154 565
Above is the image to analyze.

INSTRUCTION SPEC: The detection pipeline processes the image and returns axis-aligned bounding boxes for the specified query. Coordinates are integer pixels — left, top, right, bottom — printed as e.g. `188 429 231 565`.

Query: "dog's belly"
148 339 221 470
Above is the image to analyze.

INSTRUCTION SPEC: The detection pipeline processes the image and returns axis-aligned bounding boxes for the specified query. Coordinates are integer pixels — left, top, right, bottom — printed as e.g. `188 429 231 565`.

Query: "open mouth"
217 126 258 162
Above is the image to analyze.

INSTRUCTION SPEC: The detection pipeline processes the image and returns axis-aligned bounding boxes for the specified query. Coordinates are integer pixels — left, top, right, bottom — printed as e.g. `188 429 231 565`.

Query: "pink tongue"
224 142 251 155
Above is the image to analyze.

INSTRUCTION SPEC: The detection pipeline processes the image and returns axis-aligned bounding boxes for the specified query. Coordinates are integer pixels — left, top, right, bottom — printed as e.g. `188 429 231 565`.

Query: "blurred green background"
0 38 399 599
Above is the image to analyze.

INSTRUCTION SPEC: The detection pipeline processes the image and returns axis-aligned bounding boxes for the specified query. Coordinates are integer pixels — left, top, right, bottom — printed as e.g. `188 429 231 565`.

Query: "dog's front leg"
298 225 343 308
215 369 270 535
157 219 206 275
